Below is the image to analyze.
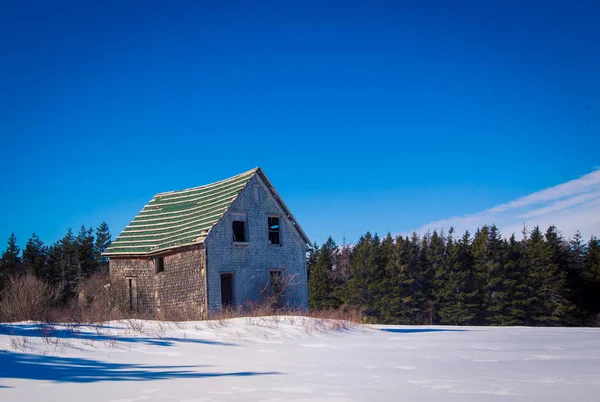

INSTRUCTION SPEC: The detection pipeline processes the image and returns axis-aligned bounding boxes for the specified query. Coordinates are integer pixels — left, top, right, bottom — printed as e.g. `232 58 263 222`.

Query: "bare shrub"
76 273 127 323
258 272 301 310
155 304 204 322
0 275 62 322
10 336 29 351
308 304 364 323
126 319 146 335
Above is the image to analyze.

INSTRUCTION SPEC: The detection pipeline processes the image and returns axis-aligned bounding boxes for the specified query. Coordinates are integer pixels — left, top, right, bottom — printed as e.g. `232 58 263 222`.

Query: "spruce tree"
58 228 79 297
580 237 600 323
369 233 393 321
383 233 427 324
504 234 529 325
485 225 510 325
522 226 544 325
76 225 96 279
0 233 21 289
94 222 112 269
438 231 480 325
378 235 403 323
346 232 382 319
423 230 444 324
567 231 586 320
306 241 320 281
22 233 48 277
540 226 577 325
470 227 490 324
308 237 341 309
435 228 455 324
332 237 351 303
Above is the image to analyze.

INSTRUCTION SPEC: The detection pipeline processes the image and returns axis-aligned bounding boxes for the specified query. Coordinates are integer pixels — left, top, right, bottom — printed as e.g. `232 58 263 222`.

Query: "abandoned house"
102 167 311 316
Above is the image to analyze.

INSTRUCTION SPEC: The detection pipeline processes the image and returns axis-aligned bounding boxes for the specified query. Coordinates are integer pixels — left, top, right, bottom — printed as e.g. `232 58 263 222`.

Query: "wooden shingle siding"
109 245 207 315
105 167 309 314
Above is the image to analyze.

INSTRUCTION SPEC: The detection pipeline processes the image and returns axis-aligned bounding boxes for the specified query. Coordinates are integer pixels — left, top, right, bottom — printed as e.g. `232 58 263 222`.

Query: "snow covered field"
1 317 599 401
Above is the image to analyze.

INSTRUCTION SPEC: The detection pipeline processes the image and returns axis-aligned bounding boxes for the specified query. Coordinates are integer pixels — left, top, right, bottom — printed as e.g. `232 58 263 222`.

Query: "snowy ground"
1 317 599 401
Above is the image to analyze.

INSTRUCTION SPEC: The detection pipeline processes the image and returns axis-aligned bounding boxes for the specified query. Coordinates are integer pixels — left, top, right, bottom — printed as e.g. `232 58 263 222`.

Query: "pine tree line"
308 225 600 326
0 223 112 300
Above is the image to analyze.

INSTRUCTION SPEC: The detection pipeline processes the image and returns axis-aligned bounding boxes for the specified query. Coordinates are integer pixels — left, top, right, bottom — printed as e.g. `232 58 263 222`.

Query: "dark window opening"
155 257 164 273
270 269 283 296
220 273 233 307
128 278 134 311
232 220 246 242
268 216 280 245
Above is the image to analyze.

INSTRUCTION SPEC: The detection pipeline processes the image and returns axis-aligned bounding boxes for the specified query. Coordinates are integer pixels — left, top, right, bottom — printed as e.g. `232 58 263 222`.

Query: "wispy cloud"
409 169 600 240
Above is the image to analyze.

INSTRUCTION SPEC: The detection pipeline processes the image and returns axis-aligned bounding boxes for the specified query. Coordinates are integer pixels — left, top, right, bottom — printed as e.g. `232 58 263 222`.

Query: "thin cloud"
410 169 600 240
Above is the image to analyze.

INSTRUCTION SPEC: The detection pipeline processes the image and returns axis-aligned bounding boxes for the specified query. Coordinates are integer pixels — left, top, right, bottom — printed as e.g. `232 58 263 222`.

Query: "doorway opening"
220 273 233 308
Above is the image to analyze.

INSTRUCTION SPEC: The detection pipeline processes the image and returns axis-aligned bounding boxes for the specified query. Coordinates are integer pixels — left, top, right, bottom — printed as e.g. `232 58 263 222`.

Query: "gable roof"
103 167 310 257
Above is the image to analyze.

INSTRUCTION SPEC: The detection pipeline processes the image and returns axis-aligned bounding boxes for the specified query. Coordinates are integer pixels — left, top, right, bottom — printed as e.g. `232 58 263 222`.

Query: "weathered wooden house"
102 168 310 316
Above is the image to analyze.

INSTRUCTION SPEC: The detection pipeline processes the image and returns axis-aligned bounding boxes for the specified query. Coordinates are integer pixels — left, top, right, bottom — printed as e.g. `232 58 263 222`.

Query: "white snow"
1 317 600 401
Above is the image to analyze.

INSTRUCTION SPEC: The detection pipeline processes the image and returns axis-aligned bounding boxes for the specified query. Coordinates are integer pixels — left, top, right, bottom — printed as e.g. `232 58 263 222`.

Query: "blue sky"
1 0 599 248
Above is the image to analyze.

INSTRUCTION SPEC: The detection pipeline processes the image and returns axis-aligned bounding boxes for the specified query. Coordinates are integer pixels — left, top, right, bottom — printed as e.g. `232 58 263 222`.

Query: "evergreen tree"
94 222 112 269
378 235 403 323
580 237 600 323
346 232 382 318
76 225 96 279
486 234 528 325
470 227 490 324
522 226 545 325
484 225 510 325
306 241 320 281
506 234 530 325
438 231 480 325
332 237 351 303
539 226 577 325
22 233 48 277
423 230 444 324
58 228 79 297
567 231 586 320
308 237 341 309
435 228 455 324
405 232 428 324
0 233 21 289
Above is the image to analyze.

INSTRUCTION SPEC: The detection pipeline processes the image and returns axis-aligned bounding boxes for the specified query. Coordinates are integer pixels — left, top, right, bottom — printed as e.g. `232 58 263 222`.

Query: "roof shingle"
103 168 258 256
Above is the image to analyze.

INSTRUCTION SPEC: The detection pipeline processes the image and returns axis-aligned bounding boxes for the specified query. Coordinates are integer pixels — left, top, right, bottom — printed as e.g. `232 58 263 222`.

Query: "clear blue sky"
1 0 599 248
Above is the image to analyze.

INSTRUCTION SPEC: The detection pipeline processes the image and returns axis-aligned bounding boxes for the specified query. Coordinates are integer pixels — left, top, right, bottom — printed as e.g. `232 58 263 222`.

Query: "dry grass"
0 273 365 334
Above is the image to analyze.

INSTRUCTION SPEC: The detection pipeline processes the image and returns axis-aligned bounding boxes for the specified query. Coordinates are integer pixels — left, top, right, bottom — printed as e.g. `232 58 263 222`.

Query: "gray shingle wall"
109 245 207 316
205 175 308 312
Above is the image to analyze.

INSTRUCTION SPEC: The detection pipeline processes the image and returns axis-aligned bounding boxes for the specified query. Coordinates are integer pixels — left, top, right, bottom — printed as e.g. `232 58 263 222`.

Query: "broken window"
268 216 280 245
232 221 246 242
155 257 165 274
231 212 248 243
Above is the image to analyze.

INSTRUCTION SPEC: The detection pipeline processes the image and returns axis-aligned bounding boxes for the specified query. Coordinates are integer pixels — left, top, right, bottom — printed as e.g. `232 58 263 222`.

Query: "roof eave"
102 240 206 258
255 168 311 247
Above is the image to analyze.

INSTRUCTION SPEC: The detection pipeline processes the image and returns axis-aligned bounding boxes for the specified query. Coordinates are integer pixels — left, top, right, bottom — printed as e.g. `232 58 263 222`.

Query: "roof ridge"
103 167 259 256
155 167 259 196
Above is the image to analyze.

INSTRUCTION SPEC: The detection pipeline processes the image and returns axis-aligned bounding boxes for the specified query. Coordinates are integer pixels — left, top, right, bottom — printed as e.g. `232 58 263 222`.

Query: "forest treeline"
0 223 112 300
308 225 600 326
2 222 599 326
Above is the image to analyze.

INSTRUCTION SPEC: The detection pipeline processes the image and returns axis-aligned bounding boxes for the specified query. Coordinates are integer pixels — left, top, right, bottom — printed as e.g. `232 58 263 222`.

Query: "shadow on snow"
379 328 467 333
0 351 280 383
0 324 236 347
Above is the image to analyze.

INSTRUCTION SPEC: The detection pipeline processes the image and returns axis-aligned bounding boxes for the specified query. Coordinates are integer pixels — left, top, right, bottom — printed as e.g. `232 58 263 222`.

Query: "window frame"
267 214 281 246
231 211 249 245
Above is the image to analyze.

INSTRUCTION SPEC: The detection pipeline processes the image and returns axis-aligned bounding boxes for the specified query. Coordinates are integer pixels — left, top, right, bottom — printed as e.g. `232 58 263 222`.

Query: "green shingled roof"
103 168 259 256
